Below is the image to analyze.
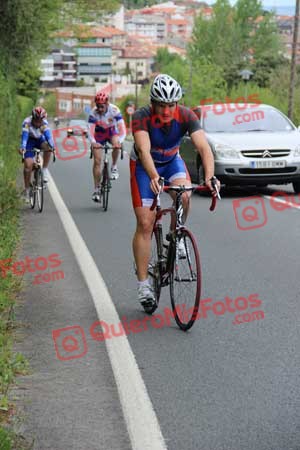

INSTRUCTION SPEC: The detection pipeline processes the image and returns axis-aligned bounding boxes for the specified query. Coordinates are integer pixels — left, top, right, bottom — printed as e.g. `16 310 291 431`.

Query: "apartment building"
55 26 126 47
125 14 167 42
75 44 112 85
40 49 76 88
115 45 156 82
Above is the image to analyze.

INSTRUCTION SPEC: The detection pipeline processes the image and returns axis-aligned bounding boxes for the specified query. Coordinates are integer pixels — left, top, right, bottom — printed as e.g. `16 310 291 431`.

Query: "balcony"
78 65 112 74
63 76 77 81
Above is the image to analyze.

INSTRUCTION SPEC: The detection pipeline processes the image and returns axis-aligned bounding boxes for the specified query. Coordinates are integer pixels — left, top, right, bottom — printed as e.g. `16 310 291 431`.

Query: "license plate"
250 160 286 168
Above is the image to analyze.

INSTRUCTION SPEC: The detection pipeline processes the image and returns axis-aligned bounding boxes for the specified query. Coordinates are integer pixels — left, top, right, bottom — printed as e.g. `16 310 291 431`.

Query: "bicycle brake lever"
211 177 221 200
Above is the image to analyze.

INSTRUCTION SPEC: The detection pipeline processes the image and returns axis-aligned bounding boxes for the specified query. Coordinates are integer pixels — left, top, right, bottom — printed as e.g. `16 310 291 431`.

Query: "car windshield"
202 105 295 133
69 120 87 127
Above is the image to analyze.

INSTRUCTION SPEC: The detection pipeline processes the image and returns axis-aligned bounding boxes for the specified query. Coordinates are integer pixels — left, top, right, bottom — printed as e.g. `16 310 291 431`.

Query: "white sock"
112 165 117 170
138 279 149 288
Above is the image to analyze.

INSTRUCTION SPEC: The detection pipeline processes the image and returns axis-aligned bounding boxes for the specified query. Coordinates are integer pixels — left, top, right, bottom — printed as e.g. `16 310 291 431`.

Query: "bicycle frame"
21 147 55 213
90 142 122 211
150 185 217 285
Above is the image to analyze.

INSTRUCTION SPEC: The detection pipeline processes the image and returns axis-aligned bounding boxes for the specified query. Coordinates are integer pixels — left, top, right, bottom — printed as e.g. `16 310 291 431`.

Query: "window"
59 100 67 111
77 47 112 57
73 99 82 110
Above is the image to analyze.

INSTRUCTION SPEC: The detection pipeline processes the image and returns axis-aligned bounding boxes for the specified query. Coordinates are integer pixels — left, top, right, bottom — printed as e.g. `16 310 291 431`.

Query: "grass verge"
0 79 33 448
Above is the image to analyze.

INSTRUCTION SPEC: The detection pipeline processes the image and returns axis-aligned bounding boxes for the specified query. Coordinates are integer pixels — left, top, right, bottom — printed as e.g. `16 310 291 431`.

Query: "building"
125 14 167 42
55 25 126 48
40 48 77 88
76 44 112 85
55 78 140 118
55 86 98 119
114 45 155 82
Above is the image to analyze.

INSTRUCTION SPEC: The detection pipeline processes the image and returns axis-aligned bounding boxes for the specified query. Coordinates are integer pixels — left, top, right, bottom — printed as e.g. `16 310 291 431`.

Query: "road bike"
22 148 56 213
146 178 219 331
90 142 124 212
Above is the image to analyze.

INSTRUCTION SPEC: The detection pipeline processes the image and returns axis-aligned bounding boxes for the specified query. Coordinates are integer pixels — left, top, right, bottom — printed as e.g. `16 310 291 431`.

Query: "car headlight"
294 145 300 157
214 144 240 159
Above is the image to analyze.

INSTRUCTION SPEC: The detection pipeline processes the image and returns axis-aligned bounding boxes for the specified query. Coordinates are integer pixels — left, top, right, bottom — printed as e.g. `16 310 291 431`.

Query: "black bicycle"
22 148 56 213
90 142 124 211
145 178 219 331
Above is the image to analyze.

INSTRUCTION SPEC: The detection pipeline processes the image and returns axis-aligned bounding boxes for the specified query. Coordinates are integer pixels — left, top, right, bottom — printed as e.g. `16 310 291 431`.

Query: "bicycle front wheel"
170 228 201 331
36 168 44 213
30 182 36 209
101 164 110 211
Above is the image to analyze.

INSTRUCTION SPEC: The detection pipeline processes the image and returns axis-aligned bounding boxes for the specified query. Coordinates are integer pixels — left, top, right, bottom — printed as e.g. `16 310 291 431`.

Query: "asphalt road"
14 135 300 450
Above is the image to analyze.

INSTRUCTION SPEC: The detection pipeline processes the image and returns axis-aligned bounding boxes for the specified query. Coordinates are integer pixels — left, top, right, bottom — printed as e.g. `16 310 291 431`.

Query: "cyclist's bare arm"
190 129 219 191
134 130 160 194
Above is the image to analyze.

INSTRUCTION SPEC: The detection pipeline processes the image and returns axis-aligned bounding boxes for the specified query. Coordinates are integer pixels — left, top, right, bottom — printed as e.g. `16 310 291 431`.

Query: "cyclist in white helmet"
130 73 220 308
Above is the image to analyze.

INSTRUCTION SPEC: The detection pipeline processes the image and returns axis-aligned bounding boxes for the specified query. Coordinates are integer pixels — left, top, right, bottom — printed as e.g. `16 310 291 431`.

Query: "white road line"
47 173 167 450
264 194 300 210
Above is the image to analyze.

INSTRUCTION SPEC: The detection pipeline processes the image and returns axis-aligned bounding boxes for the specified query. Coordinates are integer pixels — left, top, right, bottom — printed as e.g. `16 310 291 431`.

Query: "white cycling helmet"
150 74 182 103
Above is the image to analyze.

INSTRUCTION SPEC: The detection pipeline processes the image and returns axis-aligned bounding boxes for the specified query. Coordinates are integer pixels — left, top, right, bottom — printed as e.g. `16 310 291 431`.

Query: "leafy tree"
153 49 227 107
0 0 119 75
189 0 283 90
15 60 42 101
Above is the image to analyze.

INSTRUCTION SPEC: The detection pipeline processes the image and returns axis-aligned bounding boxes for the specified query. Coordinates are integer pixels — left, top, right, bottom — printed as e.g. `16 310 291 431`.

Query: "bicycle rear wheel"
101 163 110 211
146 226 163 314
36 168 44 213
170 228 201 331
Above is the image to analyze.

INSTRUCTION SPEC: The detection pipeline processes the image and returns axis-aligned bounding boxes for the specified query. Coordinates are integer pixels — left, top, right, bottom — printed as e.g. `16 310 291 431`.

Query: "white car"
180 103 300 193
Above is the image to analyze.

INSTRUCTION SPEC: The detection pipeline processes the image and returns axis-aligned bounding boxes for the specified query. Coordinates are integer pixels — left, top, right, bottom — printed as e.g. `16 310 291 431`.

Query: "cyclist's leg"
110 131 121 179
23 153 34 189
130 159 159 281
92 146 102 189
164 155 192 225
111 133 120 167
23 139 36 191
40 138 51 168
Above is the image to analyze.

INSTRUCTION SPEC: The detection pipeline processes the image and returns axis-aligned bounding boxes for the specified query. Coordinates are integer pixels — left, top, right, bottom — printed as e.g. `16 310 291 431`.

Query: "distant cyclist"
88 92 126 202
130 74 220 308
19 106 55 203
54 117 59 128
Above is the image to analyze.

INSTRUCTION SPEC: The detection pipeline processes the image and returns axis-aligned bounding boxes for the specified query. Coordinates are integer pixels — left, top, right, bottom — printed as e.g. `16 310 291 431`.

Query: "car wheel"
292 180 300 194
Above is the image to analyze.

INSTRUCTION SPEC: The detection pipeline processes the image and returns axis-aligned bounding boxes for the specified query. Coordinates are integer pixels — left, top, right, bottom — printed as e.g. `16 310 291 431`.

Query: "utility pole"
188 59 193 106
135 60 138 109
288 0 300 120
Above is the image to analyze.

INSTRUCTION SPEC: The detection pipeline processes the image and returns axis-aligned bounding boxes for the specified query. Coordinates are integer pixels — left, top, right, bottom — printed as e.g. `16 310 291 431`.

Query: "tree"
153 49 227 107
15 60 42 101
188 0 283 90
0 0 119 75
